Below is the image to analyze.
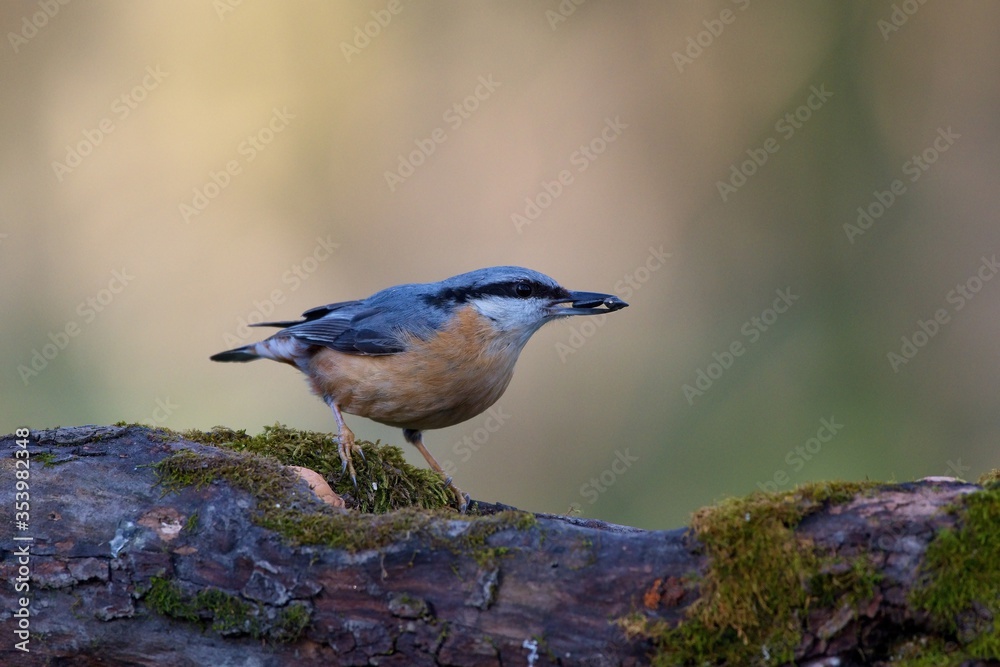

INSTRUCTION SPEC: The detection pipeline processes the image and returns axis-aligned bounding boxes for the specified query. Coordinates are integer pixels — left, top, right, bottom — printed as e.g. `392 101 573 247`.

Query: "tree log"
0 425 996 666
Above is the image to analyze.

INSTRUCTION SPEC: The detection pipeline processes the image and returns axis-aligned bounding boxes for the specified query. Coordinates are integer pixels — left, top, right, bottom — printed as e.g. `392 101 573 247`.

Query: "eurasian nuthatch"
211 266 628 511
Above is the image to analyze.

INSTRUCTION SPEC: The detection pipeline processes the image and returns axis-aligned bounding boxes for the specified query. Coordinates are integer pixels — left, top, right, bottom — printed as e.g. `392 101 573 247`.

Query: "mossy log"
0 425 997 666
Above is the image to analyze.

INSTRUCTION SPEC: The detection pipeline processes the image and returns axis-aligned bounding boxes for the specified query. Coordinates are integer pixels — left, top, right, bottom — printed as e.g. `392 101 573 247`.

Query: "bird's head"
426 266 628 350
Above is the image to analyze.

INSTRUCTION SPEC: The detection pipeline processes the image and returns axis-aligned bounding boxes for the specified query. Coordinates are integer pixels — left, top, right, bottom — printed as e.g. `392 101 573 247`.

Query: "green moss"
154 448 295 504
470 546 510 568
910 486 1000 659
146 576 197 622
33 451 59 467
888 636 970 666
794 479 880 505
153 425 538 630
978 468 1000 487
155 426 537 555
807 556 880 610
624 480 1000 665
195 588 259 635
625 481 882 666
180 424 452 513
456 510 537 568
111 422 175 442
566 536 598 570
155 447 432 551
143 576 309 642
270 602 313 642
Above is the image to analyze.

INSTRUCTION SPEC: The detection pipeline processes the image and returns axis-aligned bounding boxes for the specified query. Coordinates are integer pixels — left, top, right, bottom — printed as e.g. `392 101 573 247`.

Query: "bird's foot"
335 428 364 489
444 477 470 513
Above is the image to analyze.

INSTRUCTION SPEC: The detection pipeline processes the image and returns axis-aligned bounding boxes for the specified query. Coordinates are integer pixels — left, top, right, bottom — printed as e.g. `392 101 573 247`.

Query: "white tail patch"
253 336 310 368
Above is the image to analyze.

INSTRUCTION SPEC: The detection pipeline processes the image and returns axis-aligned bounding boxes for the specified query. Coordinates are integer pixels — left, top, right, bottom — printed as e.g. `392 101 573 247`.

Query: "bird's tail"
210 336 309 364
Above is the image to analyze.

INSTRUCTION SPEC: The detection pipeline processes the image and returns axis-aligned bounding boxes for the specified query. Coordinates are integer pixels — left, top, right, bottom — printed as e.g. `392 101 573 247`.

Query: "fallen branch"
0 425 997 666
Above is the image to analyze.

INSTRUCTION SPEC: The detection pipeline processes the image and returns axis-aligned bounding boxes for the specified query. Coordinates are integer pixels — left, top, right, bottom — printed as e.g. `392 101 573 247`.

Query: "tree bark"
0 426 992 666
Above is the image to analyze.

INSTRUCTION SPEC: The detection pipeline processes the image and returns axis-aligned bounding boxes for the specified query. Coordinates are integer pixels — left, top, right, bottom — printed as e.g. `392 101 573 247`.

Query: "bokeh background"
3 1 999 529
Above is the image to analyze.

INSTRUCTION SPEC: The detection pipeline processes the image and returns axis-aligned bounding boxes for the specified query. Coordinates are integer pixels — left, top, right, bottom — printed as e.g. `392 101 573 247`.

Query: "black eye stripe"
482 280 565 300
423 280 567 308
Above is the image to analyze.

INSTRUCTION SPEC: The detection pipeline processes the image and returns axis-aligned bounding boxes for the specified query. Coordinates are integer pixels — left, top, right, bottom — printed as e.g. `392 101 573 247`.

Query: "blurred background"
3 1 998 529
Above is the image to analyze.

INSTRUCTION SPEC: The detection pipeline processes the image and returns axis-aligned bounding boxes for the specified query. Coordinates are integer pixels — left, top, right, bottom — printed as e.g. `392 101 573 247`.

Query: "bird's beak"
549 290 629 316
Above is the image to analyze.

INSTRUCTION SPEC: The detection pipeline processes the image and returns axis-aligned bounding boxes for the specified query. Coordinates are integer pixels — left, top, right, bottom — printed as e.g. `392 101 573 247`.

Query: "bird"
210 266 628 511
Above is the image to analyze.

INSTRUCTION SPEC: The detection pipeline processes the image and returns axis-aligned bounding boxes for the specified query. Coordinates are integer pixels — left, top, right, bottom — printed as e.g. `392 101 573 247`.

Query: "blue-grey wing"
262 287 445 355
249 299 359 329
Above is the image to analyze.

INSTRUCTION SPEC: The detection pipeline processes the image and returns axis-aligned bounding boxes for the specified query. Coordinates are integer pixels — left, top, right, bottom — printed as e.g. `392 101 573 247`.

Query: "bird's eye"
514 282 533 298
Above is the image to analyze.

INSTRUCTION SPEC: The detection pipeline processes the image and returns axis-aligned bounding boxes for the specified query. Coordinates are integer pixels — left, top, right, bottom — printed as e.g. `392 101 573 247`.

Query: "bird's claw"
339 457 358 490
440 475 469 513
335 432 362 491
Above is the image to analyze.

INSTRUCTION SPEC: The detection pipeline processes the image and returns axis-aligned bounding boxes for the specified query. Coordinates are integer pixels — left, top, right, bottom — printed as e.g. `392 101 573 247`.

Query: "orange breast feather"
307 306 520 430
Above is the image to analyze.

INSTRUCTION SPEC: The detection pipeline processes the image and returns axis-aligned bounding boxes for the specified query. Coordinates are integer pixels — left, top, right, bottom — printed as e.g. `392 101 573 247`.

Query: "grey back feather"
256 266 560 356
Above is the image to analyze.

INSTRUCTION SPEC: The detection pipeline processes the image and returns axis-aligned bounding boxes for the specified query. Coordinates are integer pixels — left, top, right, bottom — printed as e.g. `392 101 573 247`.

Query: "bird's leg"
326 396 363 488
404 429 469 512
